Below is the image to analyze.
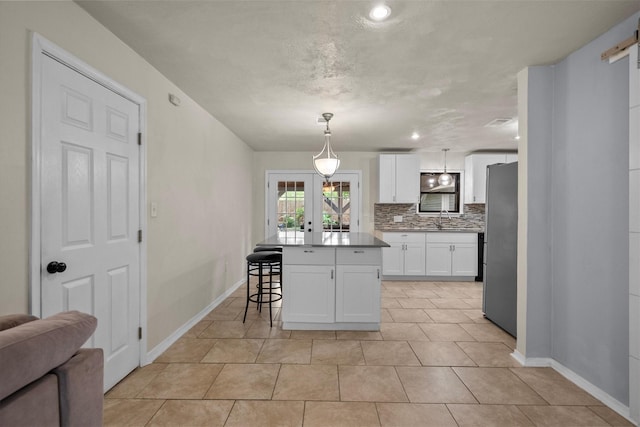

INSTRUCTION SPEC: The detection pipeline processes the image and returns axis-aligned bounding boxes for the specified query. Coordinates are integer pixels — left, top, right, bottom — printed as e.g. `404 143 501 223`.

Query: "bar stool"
243 251 282 327
253 246 282 279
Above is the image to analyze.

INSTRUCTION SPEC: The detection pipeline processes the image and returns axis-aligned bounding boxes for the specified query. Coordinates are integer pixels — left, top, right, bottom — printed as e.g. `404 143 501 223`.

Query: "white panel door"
40 55 140 390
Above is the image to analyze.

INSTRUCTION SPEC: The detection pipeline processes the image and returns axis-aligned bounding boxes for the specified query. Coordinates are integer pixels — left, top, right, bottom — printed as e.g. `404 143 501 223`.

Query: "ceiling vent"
484 117 513 127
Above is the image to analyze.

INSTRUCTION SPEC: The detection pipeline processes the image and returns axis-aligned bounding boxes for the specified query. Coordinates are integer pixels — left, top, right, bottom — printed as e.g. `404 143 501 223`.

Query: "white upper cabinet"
464 153 517 204
379 154 419 203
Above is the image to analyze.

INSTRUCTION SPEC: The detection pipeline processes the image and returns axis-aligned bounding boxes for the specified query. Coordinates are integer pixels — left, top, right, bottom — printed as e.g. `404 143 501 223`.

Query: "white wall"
0 1 254 350
521 12 638 406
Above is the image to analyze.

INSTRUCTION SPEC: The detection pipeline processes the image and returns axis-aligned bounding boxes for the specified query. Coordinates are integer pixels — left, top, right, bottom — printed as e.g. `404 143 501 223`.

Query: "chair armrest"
0 311 97 401
0 314 38 332
54 348 104 427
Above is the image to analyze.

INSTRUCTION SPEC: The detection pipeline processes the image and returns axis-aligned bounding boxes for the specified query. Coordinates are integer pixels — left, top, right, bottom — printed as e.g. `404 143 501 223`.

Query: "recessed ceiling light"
411 132 420 140
369 4 391 21
514 135 521 140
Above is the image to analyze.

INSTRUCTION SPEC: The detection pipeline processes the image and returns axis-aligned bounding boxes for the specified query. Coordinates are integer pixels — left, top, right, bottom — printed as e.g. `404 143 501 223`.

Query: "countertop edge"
376 229 484 233
257 232 390 248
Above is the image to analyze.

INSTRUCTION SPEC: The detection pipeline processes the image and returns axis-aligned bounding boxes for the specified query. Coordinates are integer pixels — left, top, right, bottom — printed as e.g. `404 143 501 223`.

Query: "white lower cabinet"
426 233 478 277
282 247 382 329
381 233 426 276
336 248 381 323
424 242 452 275
451 242 478 276
282 265 335 323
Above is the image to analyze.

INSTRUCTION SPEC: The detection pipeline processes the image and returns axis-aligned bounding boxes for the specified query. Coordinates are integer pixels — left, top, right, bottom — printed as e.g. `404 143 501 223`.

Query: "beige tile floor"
104 280 633 426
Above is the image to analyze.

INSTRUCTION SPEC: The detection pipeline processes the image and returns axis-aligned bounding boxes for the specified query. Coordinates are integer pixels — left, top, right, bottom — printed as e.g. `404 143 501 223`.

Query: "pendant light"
438 148 453 186
313 112 340 181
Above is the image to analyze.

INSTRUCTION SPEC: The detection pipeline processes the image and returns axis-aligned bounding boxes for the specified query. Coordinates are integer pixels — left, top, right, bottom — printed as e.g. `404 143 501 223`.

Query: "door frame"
30 33 148 364
264 170 363 239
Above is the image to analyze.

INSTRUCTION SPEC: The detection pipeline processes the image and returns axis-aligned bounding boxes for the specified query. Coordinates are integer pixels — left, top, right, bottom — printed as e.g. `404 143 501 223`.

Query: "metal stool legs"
243 251 282 327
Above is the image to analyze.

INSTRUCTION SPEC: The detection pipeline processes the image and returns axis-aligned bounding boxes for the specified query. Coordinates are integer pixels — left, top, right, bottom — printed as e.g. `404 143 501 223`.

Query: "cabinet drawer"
336 248 381 265
426 232 477 244
283 247 335 265
382 232 425 243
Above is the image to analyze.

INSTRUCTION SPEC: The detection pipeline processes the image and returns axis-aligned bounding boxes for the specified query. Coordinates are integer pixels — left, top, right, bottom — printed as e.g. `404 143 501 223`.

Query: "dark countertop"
377 228 484 233
257 232 390 248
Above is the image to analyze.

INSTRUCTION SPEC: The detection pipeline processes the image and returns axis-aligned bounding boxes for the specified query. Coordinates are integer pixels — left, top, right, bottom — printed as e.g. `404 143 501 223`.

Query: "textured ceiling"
77 0 640 153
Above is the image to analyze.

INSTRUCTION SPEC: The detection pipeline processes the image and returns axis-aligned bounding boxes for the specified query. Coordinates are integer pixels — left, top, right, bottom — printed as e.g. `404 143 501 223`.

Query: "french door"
265 171 361 239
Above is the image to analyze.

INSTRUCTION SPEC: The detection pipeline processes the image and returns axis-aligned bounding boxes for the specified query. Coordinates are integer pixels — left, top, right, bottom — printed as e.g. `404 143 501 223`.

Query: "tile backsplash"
374 203 485 231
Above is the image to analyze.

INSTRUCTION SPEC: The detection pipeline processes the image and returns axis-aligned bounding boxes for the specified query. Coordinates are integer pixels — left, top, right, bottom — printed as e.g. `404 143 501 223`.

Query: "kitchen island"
257 232 389 331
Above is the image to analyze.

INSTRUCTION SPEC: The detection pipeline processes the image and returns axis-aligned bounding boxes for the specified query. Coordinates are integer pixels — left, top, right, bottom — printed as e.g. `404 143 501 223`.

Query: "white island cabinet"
260 232 388 331
282 248 335 323
336 248 381 323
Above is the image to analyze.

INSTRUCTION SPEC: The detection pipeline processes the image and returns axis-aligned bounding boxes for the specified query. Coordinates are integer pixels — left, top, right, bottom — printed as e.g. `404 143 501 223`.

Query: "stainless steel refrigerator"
483 162 518 337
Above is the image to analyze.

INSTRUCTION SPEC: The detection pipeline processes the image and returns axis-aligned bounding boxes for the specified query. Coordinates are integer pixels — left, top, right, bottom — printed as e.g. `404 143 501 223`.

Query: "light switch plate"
394 215 403 223
150 202 158 218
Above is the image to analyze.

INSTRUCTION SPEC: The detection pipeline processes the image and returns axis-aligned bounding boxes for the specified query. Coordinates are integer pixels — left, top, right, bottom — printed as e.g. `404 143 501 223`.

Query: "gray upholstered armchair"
0 311 104 426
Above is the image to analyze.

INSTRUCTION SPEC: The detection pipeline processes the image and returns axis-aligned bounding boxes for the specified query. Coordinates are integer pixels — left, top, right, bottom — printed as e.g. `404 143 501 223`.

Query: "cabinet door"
425 243 452 275
465 154 506 203
335 265 381 323
404 242 426 275
475 154 506 203
378 154 396 203
463 155 475 204
451 243 478 276
282 265 335 323
394 155 419 203
382 243 403 275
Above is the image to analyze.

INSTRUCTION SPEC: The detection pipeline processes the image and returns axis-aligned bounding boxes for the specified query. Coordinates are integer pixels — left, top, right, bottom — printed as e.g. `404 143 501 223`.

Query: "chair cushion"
0 311 97 401
253 246 283 253
246 251 282 263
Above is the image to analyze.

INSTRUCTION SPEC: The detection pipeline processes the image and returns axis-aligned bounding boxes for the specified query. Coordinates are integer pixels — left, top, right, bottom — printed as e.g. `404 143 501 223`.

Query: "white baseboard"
511 351 634 425
143 278 244 364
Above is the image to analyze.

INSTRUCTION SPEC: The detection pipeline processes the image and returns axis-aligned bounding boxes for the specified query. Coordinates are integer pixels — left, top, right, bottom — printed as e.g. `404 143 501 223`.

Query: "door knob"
46 261 67 274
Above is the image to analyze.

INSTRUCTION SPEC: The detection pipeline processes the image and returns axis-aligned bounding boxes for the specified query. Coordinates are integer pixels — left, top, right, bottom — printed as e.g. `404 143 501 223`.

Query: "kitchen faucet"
437 209 451 229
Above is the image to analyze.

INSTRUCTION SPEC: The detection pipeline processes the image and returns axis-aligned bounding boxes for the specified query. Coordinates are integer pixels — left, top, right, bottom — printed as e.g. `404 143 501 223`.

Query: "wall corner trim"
513 353 633 424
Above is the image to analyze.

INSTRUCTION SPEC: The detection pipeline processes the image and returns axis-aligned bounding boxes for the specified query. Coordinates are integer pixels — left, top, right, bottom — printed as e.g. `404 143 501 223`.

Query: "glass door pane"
267 173 313 241
276 180 306 240
321 180 351 232
312 172 360 234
